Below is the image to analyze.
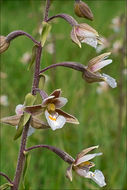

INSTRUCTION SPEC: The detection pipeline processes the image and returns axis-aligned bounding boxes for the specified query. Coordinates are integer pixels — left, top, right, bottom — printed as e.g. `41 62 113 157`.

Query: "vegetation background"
0 0 126 189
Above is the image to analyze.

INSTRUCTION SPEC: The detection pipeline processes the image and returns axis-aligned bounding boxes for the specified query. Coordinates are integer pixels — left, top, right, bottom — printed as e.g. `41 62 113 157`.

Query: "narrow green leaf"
13 115 24 140
0 183 13 190
41 21 52 47
39 74 46 90
22 153 31 189
23 112 31 126
13 93 36 140
27 45 37 71
24 93 36 107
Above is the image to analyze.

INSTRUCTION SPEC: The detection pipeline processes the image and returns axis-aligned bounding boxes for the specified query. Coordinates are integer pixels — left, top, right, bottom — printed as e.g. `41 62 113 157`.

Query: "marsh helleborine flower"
71 23 101 48
83 52 117 88
74 0 94 21
25 89 79 131
66 145 106 187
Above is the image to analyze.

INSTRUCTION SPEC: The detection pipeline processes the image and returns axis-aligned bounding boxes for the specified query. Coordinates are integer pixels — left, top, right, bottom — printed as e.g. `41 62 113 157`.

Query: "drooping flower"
83 52 117 88
66 145 106 187
24 89 79 131
15 104 35 137
71 23 102 48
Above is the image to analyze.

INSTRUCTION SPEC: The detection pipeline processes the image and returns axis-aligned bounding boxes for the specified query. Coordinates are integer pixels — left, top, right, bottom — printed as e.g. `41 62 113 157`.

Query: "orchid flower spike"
83 52 117 88
15 104 35 137
24 89 79 131
66 145 106 187
71 23 102 48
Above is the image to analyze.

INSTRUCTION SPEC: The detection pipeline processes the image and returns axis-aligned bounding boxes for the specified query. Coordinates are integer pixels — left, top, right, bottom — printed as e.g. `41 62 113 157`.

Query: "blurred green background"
0 0 126 189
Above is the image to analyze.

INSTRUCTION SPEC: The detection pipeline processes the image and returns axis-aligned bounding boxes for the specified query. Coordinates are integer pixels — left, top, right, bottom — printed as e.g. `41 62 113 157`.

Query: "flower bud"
0 36 10 54
74 0 94 21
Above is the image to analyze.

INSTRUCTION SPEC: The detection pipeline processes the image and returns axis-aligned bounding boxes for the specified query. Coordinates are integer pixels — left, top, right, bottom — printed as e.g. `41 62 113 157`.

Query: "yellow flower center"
49 115 56 121
47 103 56 112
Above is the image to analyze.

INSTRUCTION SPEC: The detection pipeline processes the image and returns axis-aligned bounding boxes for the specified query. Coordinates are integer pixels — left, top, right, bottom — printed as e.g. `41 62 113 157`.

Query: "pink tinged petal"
82 38 98 48
71 27 81 48
90 170 106 187
88 52 111 68
56 109 79 124
45 110 66 131
78 23 99 36
53 97 68 108
76 145 99 160
49 89 62 98
89 59 112 72
102 73 117 88
75 153 102 166
15 104 24 115
42 95 55 106
76 28 96 38
66 165 73 181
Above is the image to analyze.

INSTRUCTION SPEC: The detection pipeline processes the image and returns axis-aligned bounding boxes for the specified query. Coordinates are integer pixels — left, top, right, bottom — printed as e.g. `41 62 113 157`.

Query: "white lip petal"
90 170 106 187
45 110 66 131
90 59 112 72
15 104 24 115
75 153 102 166
55 97 68 108
82 38 98 48
75 168 91 178
102 73 117 88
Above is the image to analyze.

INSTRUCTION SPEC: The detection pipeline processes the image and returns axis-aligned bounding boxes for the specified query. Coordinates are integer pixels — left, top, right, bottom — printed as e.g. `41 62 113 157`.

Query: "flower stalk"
32 45 42 95
0 172 13 184
47 14 78 26
6 30 40 46
39 61 85 74
44 0 51 21
11 120 30 190
25 145 75 164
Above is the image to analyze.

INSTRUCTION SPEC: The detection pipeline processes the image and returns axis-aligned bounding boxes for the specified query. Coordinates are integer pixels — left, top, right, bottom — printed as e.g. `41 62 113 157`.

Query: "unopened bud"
74 0 94 21
0 36 10 54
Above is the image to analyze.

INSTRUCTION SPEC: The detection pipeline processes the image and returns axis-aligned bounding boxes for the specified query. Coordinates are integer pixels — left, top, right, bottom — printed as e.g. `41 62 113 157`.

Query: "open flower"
15 104 35 137
71 23 102 48
83 52 117 88
66 145 106 187
25 89 79 131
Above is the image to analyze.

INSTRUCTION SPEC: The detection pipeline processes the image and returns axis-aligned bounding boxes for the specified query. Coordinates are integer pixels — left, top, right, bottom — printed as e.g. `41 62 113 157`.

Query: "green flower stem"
11 120 30 190
32 45 42 95
25 145 75 164
47 14 78 26
6 30 40 46
44 0 51 21
0 172 13 184
39 61 85 74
